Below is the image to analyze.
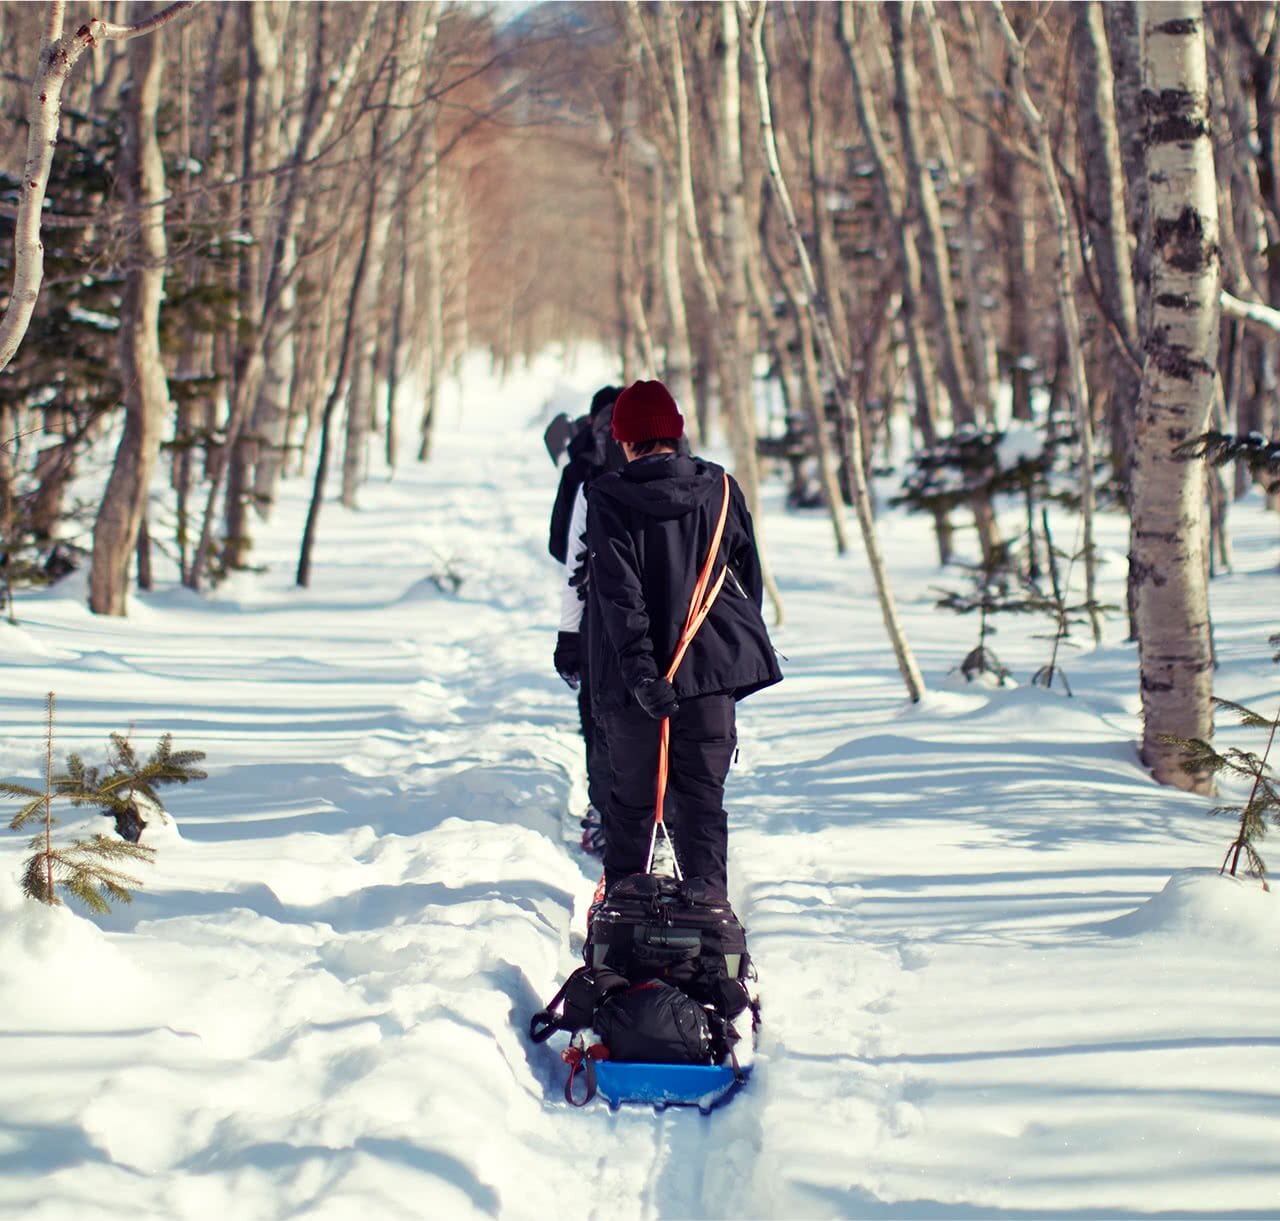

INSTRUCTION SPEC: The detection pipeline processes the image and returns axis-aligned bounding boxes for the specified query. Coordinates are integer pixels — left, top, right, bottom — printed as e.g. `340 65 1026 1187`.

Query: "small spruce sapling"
932 542 1036 686
2 694 153 912
1024 509 1114 695
1 694 207 913
67 726 208 842
425 550 464 595
1164 636 1280 888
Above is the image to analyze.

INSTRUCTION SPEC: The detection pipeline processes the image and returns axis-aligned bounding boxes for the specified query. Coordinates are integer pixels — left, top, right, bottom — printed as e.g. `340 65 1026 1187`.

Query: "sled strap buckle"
562 1041 609 1107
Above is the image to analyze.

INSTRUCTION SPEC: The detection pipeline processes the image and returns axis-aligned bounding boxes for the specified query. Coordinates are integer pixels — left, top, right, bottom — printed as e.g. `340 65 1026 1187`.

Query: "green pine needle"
6 793 49 831
0 781 44 799
1214 697 1276 731
21 853 55 905
4 697 206 913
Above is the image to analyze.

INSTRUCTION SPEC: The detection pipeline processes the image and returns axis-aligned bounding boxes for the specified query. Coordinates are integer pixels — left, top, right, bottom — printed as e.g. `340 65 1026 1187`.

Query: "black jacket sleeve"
728 481 765 608
548 458 586 564
586 492 660 692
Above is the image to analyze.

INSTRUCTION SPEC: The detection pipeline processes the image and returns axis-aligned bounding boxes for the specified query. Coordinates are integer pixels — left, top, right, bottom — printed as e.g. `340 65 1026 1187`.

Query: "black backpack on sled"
529 876 757 1104
586 873 753 1018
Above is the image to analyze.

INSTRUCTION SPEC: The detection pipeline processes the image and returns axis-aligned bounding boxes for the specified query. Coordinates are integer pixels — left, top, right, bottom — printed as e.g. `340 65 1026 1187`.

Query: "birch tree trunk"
993 0 1102 643
837 1 951 564
384 240 409 469
1130 1 1220 792
419 136 444 463
623 3 694 435
919 0 1000 416
89 7 170 615
297 180 377 588
657 171 695 435
886 0 977 427
1076 0 1142 488
188 3 379 591
222 2 267 571
761 219 850 553
716 2 767 560
990 10 1037 426
748 0 925 703
1104 0 1151 336
249 1 299 515
662 2 783 624
0 2 194 375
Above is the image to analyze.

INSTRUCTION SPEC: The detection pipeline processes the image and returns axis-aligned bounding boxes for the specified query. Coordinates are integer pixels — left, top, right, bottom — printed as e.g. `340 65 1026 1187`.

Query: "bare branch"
1220 288 1280 336
88 2 197 44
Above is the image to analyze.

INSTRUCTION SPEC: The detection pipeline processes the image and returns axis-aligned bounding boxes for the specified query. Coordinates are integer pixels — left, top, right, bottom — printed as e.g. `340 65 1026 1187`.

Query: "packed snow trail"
0 351 1278 1219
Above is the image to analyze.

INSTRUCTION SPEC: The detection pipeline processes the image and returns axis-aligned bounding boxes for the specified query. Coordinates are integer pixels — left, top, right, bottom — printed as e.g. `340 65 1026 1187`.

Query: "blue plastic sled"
593 1060 751 1114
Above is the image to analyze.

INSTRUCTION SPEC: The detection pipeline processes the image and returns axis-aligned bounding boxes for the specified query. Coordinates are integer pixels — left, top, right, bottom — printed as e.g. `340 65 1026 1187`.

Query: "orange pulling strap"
646 473 731 877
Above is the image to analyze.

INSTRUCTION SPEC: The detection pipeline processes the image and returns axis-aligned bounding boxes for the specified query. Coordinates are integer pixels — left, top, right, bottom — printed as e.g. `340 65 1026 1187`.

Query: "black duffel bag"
586 874 748 978
593 979 714 1065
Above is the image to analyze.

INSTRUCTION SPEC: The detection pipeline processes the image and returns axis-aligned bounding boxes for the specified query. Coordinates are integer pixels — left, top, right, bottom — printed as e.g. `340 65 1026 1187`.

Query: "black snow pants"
578 623 613 816
601 694 736 895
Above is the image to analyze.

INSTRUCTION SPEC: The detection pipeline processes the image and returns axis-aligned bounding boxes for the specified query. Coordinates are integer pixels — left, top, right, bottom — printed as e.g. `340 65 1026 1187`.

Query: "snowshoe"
579 806 605 857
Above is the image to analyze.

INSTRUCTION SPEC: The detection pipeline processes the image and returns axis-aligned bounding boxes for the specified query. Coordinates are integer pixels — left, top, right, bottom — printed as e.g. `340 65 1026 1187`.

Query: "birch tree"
88 3 175 616
187 2 379 591
837 1 954 565
885 1 978 429
746 0 925 704
1076 0 1142 488
0 1 194 376
993 1 1102 643
1130 1 1221 792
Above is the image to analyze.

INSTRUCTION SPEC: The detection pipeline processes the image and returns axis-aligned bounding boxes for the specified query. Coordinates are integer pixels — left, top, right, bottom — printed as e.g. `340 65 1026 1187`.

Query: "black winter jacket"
585 453 783 713
548 412 626 563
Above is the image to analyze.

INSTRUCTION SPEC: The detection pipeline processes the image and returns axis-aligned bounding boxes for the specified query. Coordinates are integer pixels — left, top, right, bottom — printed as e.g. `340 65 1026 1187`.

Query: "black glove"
634 676 679 720
554 631 581 690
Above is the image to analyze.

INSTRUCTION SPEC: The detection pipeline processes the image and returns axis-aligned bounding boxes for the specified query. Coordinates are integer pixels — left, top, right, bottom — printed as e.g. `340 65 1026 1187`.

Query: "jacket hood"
590 454 725 521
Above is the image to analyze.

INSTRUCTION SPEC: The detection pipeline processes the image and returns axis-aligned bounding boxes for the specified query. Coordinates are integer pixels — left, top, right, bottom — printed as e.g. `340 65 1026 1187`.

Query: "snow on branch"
1220 289 1280 336
0 1 198 374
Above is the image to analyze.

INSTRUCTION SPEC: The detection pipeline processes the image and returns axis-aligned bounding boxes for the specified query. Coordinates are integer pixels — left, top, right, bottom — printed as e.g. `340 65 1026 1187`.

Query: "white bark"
0 1 194 375
1220 289 1280 335
886 1 978 427
657 172 695 441
993 0 1103 644
1130 1 1220 792
89 5 172 616
746 0 925 703
248 1 295 516
188 2 379 590
1077 0 1142 482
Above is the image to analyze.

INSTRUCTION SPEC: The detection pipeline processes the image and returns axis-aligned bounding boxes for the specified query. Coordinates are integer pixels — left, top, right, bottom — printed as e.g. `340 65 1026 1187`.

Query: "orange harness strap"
647 472 731 877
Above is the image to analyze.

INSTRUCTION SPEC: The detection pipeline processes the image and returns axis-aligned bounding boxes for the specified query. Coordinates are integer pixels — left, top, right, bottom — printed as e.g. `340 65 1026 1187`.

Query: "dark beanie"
589 385 622 417
611 380 684 444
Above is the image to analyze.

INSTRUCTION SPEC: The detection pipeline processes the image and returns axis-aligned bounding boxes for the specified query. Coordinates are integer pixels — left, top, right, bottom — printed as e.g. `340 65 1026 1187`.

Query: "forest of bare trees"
0 0 1277 793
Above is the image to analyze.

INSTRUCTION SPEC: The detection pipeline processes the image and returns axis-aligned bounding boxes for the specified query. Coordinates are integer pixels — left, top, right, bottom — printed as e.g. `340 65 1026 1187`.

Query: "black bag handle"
529 965 630 1044
529 967 586 1043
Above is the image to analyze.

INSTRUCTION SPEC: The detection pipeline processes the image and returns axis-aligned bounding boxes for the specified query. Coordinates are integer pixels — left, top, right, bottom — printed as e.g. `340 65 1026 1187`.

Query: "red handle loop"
562 1042 609 1107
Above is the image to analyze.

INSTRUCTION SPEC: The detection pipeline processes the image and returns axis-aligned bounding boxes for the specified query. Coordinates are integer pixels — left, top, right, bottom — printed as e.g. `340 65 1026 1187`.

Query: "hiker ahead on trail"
584 379 782 897
551 386 625 852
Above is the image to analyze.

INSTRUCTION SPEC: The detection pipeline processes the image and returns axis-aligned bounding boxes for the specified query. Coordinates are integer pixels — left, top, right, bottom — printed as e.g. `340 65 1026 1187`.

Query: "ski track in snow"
1 351 1280 1219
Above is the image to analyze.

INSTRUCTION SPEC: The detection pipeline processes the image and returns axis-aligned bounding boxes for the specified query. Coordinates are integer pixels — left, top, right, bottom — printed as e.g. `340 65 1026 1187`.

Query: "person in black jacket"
548 386 623 565
586 379 782 896
549 386 624 852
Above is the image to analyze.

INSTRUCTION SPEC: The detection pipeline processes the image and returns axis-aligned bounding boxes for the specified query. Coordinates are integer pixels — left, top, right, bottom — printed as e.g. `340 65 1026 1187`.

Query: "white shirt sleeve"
559 485 589 632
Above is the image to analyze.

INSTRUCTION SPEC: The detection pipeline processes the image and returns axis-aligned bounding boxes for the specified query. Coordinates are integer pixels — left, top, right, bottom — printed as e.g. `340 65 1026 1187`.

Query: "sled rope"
645 472 731 878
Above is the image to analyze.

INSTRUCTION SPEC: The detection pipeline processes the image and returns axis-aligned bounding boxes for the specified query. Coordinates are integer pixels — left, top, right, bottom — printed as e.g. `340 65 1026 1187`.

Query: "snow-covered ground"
2 350 1278 1220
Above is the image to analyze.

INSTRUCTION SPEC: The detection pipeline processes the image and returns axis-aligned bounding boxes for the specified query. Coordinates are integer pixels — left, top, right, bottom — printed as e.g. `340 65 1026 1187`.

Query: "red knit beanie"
611 380 684 444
